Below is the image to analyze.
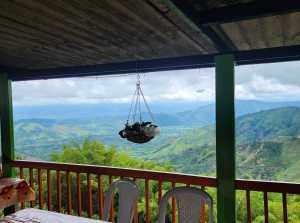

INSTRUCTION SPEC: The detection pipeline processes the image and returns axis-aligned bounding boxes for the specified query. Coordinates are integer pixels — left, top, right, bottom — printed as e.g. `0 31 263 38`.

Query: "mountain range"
147 107 300 182
13 100 300 182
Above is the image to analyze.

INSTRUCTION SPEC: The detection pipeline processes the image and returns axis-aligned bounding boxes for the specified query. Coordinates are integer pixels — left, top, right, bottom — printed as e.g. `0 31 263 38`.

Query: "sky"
12 61 300 106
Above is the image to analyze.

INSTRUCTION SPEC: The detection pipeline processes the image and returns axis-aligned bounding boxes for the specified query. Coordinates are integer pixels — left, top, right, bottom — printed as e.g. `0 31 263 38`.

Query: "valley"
13 100 300 183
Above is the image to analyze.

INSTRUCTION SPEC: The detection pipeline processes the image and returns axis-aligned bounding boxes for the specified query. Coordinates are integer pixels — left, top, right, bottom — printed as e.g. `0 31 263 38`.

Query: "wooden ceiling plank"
112 0 206 54
280 15 289 46
100 0 183 57
220 23 250 50
148 0 217 53
0 22 114 65
0 48 69 69
221 13 298 51
0 36 84 68
257 18 271 48
22 0 138 58
30 0 182 59
167 0 237 52
0 1 135 61
30 0 157 58
145 0 211 53
105 1 209 55
287 13 300 45
193 0 300 25
42 0 164 59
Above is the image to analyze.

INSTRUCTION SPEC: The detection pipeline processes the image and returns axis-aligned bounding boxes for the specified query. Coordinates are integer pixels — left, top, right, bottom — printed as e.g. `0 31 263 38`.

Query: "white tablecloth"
1 208 110 223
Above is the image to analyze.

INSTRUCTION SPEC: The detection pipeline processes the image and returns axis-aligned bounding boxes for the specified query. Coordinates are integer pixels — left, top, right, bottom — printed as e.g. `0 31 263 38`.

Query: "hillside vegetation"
144 107 300 182
14 104 300 182
14 103 300 222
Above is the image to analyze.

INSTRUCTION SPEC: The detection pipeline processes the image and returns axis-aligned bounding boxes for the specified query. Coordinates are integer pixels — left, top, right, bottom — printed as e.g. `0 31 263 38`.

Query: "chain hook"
136 73 141 88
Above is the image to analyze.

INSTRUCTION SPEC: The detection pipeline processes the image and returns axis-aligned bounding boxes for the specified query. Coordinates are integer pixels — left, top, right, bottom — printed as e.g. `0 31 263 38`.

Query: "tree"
49 139 173 222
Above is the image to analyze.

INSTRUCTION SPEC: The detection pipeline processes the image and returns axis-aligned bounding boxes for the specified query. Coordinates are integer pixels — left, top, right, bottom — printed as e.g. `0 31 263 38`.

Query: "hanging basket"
119 122 160 144
119 75 160 144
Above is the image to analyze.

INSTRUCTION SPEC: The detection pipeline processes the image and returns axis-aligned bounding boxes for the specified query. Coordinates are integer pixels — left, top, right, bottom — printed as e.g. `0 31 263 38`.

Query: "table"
0 208 110 223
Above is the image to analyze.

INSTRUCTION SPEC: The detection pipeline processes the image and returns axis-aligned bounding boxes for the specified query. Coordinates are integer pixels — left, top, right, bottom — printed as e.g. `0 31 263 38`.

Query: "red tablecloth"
0 178 35 208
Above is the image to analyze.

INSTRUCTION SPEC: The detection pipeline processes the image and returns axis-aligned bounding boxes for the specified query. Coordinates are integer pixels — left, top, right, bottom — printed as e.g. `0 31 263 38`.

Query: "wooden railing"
9 160 300 223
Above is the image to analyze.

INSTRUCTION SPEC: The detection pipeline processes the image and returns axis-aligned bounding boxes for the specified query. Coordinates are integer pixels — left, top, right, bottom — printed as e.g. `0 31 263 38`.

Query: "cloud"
12 61 300 106
236 74 300 101
12 68 215 106
235 61 300 101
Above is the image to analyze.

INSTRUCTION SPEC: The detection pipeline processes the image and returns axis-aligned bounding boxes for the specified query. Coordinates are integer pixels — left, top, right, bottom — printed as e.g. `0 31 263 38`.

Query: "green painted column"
0 73 16 215
215 55 236 223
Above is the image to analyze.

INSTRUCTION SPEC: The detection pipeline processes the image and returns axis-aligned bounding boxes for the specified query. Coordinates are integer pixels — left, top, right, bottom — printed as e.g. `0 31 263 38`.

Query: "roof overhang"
0 0 300 81
4 45 300 81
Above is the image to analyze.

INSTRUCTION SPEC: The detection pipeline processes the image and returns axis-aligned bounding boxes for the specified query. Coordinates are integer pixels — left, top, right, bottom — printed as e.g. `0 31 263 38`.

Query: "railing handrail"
236 179 300 194
10 160 300 194
9 160 217 187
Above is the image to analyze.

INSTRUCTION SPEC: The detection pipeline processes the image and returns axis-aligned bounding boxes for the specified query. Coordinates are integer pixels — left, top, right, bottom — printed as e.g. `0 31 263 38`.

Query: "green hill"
14 106 300 182
237 107 300 144
148 107 300 182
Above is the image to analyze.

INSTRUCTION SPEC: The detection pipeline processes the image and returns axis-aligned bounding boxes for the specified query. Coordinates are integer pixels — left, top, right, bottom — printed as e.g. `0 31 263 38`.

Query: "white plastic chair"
158 186 214 223
103 178 139 223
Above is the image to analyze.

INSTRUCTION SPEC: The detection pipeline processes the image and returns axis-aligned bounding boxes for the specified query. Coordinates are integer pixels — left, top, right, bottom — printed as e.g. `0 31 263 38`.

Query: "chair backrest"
158 187 214 223
103 179 139 223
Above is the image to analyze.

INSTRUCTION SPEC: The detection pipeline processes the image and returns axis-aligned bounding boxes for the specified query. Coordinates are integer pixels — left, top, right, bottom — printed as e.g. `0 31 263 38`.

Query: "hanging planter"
119 75 160 144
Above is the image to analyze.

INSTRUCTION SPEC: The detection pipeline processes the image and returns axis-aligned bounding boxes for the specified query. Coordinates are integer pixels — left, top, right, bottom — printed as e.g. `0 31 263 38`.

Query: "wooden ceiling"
0 0 300 80
0 0 216 69
221 12 300 50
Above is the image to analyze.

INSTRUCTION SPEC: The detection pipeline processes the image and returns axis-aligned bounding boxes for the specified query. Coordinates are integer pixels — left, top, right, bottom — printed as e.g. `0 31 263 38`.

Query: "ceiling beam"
196 0 300 25
6 45 300 81
167 0 237 52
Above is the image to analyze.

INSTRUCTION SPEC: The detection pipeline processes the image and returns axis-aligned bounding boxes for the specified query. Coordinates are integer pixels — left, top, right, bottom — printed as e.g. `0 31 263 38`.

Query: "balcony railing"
9 160 300 223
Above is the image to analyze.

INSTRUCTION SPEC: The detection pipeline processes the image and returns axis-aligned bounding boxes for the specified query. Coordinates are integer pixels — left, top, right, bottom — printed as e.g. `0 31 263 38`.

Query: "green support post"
215 55 236 223
0 73 16 215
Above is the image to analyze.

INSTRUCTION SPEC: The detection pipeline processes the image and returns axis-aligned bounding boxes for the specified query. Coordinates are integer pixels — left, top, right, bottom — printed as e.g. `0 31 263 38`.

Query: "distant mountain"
237 107 300 144
13 102 300 182
147 107 300 182
13 101 206 120
14 100 300 123
176 100 300 126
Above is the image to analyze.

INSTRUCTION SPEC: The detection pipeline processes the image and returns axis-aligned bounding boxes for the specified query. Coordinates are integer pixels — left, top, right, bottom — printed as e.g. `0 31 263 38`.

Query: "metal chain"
127 88 138 124
139 86 155 122
127 73 155 123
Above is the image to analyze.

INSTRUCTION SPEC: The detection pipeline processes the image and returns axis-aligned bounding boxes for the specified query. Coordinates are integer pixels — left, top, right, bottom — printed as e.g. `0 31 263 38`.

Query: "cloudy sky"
12 61 300 106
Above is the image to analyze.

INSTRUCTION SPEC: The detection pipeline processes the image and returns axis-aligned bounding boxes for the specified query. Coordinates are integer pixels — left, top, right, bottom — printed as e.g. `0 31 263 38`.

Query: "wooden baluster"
246 190 252 223
172 182 176 223
19 167 24 179
158 180 162 205
66 171 72 215
263 192 269 223
145 179 150 223
282 193 288 223
38 169 43 209
77 173 82 216
29 168 34 208
87 173 93 218
133 178 138 223
109 176 114 222
19 167 25 209
47 170 52 211
98 175 104 219
56 171 62 212
201 186 206 223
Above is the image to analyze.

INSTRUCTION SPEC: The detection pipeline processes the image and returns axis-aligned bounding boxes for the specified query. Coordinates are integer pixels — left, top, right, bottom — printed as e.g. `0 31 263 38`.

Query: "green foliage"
48 139 173 222
14 107 300 222
51 139 173 172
